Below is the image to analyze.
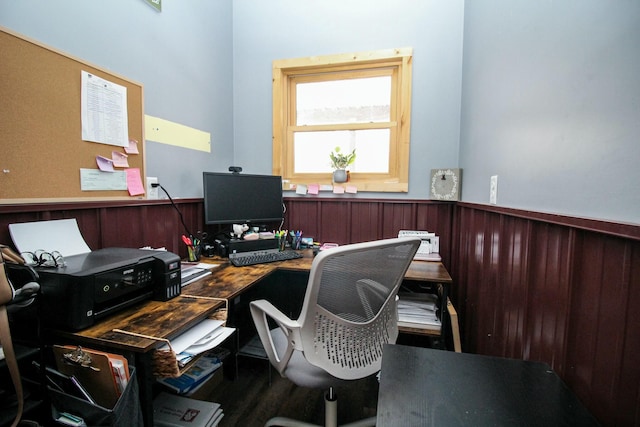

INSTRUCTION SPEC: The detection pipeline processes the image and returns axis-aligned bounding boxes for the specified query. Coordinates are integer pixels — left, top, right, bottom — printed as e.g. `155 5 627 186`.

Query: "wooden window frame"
272 48 413 192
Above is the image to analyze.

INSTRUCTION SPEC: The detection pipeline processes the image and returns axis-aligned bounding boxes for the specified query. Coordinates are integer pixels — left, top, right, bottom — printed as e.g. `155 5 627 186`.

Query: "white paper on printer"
9 218 92 256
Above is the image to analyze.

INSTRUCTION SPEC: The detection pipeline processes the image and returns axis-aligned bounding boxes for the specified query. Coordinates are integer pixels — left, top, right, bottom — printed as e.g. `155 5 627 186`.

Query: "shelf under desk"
55 296 224 353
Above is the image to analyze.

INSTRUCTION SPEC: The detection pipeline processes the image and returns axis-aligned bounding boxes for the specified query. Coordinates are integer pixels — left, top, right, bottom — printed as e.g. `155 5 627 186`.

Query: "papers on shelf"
160 319 235 368
157 354 222 395
398 293 441 330
413 252 442 262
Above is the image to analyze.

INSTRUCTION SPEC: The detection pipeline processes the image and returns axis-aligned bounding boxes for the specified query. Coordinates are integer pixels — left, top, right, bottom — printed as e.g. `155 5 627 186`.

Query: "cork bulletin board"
0 26 145 202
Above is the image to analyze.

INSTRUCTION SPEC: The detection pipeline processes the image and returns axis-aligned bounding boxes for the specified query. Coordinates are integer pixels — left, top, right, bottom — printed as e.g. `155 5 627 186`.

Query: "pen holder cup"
187 245 200 262
292 236 302 250
277 236 287 252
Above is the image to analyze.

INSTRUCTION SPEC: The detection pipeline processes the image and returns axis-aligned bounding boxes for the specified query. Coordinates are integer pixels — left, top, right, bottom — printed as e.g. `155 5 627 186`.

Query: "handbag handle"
0 246 24 427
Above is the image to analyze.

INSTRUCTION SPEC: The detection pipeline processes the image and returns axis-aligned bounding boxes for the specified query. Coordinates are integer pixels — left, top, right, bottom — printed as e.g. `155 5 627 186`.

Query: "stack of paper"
153 392 223 427
397 293 441 330
159 319 235 368
181 262 220 287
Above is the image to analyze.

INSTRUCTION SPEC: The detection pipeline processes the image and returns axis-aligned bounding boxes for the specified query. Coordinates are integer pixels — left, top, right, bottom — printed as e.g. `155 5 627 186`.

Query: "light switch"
490 175 498 204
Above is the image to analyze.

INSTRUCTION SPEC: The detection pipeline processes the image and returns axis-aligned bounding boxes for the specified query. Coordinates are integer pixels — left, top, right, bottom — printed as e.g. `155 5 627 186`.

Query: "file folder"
53 345 128 408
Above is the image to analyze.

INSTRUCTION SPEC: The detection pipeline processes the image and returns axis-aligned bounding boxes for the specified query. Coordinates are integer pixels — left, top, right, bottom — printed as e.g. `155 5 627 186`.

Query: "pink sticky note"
308 184 319 195
333 186 345 194
346 185 357 194
96 156 114 171
112 151 130 167
126 168 145 196
124 139 140 154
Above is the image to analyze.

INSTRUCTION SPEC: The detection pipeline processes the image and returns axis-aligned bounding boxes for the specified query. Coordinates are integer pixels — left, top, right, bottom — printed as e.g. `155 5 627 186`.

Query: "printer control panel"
94 263 155 304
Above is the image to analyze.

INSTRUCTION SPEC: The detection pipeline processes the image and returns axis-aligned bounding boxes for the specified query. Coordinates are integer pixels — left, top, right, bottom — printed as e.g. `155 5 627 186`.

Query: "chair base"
264 388 376 427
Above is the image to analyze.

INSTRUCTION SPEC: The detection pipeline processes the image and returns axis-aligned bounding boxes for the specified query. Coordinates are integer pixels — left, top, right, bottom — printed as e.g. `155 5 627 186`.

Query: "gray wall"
0 0 234 199
231 0 465 197
2 1 639 225
460 1 640 224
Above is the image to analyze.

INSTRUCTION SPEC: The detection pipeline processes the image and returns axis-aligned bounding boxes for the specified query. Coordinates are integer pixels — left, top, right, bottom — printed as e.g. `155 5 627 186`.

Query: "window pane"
294 129 390 173
296 76 391 126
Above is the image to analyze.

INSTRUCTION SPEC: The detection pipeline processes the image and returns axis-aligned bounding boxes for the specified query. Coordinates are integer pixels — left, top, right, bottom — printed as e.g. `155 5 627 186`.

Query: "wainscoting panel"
283 198 455 266
0 199 203 260
455 203 640 426
2 198 638 425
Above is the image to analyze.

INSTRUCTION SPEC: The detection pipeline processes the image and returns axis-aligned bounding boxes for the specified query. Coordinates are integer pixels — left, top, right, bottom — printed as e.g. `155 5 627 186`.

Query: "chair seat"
271 327 351 389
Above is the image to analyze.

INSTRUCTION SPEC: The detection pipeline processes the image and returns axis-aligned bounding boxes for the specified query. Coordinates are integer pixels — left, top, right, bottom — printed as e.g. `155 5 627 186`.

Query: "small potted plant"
329 147 356 183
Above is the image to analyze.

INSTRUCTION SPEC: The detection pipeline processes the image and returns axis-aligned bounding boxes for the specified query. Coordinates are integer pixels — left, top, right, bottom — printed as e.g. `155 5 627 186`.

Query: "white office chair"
250 237 421 427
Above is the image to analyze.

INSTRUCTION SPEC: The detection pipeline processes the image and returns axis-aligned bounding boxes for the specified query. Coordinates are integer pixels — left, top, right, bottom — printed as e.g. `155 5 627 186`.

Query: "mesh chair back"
299 237 420 380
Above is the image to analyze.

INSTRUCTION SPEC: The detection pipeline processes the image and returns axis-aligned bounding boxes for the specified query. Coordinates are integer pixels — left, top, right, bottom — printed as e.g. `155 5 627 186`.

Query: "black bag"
0 245 41 427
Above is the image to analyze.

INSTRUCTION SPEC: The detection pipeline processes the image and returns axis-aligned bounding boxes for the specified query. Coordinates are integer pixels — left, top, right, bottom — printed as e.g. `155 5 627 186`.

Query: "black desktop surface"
377 344 600 426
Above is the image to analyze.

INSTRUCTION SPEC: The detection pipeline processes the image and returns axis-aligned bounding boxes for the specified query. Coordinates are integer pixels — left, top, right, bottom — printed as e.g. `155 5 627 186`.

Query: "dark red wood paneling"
348 201 382 243
455 203 640 426
381 202 415 238
283 198 454 267
3 198 639 426
563 232 640 426
0 199 203 259
525 222 572 369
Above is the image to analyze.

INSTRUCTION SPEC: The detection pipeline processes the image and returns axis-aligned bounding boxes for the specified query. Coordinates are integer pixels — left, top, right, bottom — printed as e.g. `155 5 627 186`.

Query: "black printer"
34 248 181 331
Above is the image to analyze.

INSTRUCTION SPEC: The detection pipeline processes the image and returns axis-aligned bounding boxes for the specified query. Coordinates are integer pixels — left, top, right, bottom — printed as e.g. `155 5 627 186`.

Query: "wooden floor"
205 356 380 427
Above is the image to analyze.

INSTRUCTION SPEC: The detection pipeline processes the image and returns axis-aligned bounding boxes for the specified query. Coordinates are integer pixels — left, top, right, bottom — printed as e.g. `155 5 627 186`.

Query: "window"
272 48 413 192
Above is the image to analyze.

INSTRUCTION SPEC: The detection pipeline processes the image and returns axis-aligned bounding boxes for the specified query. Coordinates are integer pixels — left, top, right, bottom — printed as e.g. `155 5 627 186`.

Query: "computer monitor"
203 172 284 226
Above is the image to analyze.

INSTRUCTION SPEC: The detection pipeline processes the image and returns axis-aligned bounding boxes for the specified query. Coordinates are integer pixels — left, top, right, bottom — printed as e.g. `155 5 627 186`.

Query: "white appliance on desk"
398 230 441 261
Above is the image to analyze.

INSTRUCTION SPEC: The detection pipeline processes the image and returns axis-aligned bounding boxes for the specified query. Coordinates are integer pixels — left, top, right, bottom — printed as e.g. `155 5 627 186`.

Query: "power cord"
151 183 193 238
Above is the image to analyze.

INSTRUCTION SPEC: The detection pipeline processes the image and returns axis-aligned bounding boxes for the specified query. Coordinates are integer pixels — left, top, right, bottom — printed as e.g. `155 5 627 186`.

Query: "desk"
58 250 451 426
376 344 600 426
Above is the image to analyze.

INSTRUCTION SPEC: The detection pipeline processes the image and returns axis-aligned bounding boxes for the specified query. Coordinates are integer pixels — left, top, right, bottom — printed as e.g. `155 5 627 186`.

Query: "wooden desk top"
61 250 451 353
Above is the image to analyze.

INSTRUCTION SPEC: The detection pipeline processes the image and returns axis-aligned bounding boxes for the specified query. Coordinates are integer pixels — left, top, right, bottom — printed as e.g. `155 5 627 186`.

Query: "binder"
52 345 129 408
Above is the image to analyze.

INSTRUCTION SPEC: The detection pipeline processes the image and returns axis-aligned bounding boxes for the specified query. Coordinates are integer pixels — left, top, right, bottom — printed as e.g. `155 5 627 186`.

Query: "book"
153 392 223 427
157 354 222 395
